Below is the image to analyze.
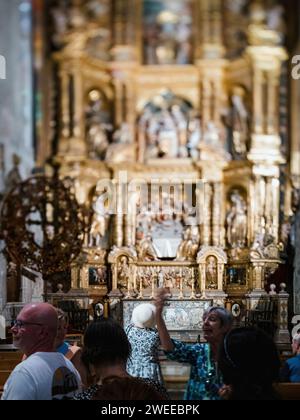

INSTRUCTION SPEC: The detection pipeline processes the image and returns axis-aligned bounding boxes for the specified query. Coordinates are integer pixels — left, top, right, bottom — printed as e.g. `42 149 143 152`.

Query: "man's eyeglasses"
12 320 44 329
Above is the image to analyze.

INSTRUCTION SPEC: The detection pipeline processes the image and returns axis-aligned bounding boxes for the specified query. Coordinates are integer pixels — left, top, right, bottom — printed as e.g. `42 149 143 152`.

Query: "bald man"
1 303 81 400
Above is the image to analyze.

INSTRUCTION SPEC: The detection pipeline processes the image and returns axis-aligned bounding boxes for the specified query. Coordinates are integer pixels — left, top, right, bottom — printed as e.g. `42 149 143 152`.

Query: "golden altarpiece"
45 0 291 343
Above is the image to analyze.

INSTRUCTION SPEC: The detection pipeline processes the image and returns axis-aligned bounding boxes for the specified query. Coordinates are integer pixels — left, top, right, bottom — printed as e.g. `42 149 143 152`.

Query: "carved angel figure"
117 256 131 289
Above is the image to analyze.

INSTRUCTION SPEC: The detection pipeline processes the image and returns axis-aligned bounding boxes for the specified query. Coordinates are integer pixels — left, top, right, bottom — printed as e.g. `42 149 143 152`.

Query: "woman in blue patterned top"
126 303 164 385
155 289 233 400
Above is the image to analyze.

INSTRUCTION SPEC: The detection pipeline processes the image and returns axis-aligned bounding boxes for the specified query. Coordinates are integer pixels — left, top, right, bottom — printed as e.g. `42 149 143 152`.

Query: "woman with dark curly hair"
73 319 168 400
218 327 281 400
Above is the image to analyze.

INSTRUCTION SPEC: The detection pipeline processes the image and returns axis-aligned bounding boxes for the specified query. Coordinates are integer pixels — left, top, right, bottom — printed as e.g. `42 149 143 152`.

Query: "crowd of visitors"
0 289 298 400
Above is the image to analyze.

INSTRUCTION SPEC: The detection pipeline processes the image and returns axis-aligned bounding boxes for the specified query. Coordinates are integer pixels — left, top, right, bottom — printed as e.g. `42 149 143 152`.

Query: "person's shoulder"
287 355 300 366
32 351 76 368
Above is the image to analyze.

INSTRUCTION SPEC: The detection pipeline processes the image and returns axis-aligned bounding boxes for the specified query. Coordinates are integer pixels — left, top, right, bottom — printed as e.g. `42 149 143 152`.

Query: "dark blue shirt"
280 354 300 383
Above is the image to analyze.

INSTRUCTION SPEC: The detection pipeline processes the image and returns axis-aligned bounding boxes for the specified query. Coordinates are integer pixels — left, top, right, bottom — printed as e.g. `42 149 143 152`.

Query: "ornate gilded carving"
40 1 289 318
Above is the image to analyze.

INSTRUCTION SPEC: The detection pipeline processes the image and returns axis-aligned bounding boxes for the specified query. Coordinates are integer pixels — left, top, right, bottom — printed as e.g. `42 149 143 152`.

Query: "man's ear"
39 325 49 339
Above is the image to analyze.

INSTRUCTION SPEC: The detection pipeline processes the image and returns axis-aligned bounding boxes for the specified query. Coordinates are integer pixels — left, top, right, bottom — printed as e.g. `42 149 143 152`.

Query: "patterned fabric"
73 378 168 400
165 339 222 400
126 325 164 385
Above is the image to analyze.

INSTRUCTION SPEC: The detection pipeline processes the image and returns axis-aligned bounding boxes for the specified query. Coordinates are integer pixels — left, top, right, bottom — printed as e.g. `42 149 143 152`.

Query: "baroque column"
246 3 287 300
111 0 140 144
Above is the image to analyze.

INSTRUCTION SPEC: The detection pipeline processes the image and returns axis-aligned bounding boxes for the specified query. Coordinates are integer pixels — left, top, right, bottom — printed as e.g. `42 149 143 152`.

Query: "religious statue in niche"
205 256 218 290
139 91 196 162
85 89 112 160
226 189 248 249
157 270 165 288
224 86 249 159
88 192 110 248
117 256 132 289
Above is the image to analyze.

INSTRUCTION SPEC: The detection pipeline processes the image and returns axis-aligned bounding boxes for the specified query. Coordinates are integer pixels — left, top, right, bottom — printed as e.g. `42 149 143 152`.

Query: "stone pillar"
247 261 268 307
274 284 290 346
252 262 266 291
